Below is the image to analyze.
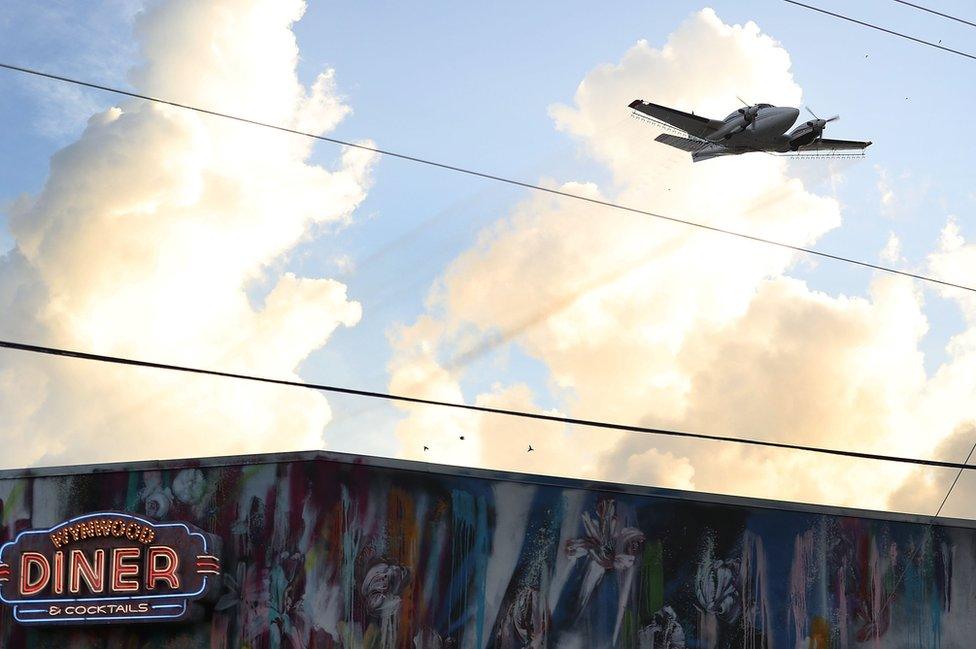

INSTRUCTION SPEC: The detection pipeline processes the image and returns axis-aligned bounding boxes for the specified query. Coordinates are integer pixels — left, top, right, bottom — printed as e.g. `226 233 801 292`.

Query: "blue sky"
295 0 976 453
1 0 975 511
3 0 973 372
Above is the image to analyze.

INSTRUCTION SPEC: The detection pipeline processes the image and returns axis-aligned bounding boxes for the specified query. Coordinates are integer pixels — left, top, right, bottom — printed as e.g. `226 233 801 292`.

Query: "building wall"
0 455 972 648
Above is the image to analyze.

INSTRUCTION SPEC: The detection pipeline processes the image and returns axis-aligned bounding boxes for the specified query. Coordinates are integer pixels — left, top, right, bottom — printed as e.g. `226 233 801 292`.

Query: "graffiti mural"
0 452 972 648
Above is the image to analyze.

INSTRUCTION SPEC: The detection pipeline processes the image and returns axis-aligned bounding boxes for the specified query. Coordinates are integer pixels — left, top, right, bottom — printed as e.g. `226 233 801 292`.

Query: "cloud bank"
0 0 375 467
388 9 976 514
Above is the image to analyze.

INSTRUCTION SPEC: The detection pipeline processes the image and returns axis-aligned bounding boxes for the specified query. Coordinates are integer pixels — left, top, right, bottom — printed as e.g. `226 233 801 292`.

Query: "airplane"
629 98 871 162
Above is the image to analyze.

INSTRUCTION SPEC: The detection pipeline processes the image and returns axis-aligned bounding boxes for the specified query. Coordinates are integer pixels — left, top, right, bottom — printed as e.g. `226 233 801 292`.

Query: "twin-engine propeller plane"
629 98 871 162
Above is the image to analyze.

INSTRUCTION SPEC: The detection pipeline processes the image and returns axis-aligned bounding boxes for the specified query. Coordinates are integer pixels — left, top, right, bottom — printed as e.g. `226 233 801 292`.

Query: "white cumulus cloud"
387 8 976 514
0 0 375 467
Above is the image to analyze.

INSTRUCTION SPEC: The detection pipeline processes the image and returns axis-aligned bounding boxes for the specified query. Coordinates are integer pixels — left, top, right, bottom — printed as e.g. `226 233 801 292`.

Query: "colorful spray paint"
0 451 971 648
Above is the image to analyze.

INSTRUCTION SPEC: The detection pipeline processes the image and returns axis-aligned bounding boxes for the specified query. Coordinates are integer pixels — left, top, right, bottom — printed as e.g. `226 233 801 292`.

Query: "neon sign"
0 512 221 625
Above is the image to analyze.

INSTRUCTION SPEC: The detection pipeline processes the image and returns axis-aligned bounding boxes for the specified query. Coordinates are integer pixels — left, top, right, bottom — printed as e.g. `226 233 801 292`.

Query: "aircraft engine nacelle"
788 111 839 150
787 122 823 150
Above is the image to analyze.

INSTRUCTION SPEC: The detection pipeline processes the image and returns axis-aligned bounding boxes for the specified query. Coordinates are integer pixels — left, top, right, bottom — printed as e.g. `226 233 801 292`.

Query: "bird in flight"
527 445 534 452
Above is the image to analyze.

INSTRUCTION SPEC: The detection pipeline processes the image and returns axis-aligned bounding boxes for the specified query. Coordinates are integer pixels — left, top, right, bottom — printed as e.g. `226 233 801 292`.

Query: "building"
0 450 972 647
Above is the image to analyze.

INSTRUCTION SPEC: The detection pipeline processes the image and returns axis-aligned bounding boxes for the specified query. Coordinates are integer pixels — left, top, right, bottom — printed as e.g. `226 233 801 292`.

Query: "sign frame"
0 511 221 625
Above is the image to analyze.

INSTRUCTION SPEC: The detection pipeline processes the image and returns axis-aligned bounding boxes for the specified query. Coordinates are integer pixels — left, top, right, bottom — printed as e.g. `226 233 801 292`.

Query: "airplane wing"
630 100 724 140
797 138 872 152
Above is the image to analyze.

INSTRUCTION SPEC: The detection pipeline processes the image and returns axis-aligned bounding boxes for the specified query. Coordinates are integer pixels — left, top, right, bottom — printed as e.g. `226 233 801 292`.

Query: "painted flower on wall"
695 558 741 621
638 606 686 649
854 588 892 641
269 550 312 647
139 471 174 519
173 468 207 506
145 489 173 518
362 561 410 617
564 499 645 618
566 500 645 570
358 560 411 649
496 586 548 648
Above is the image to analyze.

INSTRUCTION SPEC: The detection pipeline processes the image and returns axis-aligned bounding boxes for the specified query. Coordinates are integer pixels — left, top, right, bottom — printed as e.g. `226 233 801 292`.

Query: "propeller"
736 95 760 129
804 106 839 133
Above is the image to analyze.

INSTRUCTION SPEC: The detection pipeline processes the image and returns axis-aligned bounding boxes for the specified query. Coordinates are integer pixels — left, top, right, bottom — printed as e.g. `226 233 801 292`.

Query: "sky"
1 0 975 518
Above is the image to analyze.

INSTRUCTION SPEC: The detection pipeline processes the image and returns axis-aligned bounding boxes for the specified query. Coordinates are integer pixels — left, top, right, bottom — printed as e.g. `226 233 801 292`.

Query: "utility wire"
1 338 974 473
780 0 976 61
892 0 976 29
879 436 976 616
1 62 975 296
932 440 976 517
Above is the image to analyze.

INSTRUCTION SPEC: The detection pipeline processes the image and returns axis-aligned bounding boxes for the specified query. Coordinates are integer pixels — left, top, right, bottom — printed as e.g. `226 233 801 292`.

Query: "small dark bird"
527 445 534 452
423 446 429 451
459 436 465 440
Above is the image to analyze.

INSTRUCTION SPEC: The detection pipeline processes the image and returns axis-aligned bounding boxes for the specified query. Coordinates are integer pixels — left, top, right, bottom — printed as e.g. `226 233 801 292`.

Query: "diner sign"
0 512 221 625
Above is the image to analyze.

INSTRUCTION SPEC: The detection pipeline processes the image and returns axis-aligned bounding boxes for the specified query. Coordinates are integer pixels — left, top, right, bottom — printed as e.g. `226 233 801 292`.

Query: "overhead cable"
1 62 974 295
892 0 976 29
1 339 973 472
932 440 976 517
879 436 976 615
781 0 976 61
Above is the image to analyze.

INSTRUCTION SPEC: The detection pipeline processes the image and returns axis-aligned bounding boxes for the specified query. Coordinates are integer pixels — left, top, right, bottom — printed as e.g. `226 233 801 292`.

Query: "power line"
932 439 976 517
879 435 976 616
780 0 976 61
1 338 973 473
1 63 974 296
892 0 976 29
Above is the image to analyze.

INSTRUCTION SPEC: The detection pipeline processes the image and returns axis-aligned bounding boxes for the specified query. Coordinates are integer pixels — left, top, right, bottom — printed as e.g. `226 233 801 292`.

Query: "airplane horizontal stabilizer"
654 133 707 153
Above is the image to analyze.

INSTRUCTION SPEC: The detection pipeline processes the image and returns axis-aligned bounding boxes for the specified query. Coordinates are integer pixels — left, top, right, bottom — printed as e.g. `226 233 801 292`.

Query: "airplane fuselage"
708 106 800 153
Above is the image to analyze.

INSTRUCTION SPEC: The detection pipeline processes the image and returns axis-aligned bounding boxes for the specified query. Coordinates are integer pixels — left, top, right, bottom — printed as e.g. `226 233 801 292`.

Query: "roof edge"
1 449 971 530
